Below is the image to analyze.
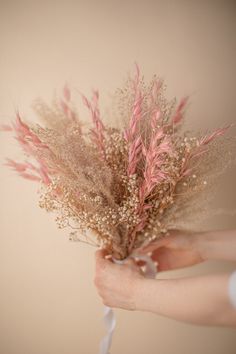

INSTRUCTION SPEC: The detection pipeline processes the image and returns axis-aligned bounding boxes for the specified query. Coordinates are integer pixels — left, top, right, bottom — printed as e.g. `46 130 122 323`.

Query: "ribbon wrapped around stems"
99 252 157 354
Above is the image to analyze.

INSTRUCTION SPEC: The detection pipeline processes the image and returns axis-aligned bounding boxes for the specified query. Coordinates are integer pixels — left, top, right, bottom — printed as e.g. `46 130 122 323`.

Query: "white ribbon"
99 252 157 354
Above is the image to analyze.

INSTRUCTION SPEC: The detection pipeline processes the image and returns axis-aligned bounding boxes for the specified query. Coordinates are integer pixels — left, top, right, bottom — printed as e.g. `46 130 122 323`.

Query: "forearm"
134 273 236 326
195 229 236 262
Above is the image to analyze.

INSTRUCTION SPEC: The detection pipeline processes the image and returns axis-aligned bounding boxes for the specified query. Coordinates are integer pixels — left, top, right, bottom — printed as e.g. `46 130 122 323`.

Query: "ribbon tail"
98 253 157 354
99 305 116 354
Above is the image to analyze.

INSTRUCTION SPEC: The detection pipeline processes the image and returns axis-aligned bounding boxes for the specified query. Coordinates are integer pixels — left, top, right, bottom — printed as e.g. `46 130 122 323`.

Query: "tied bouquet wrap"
1 63 235 261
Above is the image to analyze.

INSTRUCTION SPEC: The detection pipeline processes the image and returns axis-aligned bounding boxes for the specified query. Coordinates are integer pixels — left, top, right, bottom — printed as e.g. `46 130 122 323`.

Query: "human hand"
135 230 205 272
94 249 144 310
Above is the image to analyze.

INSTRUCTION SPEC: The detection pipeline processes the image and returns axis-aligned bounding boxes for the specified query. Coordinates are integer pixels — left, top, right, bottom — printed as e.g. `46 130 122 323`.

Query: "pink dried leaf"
60 102 77 122
14 135 31 151
80 93 91 109
158 137 172 154
4 157 42 182
60 99 69 116
60 100 69 116
63 83 71 102
139 133 172 208
18 172 41 181
123 129 130 142
133 136 142 149
39 166 51 185
13 112 43 146
4 158 28 172
141 142 147 157
151 77 163 99
14 111 31 135
182 168 193 177
89 127 101 141
124 68 143 145
129 95 143 137
172 96 189 124
24 160 51 185
127 137 142 175
200 125 232 145
92 89 99 103
90 91 105 131
191 148 208 159
132 97 142 117
150 128 164 147
79 90 106 158
26 161 51 185
68 110 77 121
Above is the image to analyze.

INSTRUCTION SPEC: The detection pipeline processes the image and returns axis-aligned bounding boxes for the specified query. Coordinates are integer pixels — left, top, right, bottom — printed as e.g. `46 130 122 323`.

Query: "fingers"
95 248 112 270
95 248 109 259
136 237 169 254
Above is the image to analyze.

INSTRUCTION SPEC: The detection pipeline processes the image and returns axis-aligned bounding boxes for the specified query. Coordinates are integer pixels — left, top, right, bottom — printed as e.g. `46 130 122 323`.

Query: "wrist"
133 277 156 312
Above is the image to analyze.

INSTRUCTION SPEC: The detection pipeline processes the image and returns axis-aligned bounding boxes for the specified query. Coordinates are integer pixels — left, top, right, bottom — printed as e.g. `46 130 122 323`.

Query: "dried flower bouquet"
1 63 235 260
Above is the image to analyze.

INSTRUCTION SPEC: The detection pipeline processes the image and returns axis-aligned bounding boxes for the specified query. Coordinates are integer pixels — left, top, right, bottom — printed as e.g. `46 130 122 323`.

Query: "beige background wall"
0 1 236 354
